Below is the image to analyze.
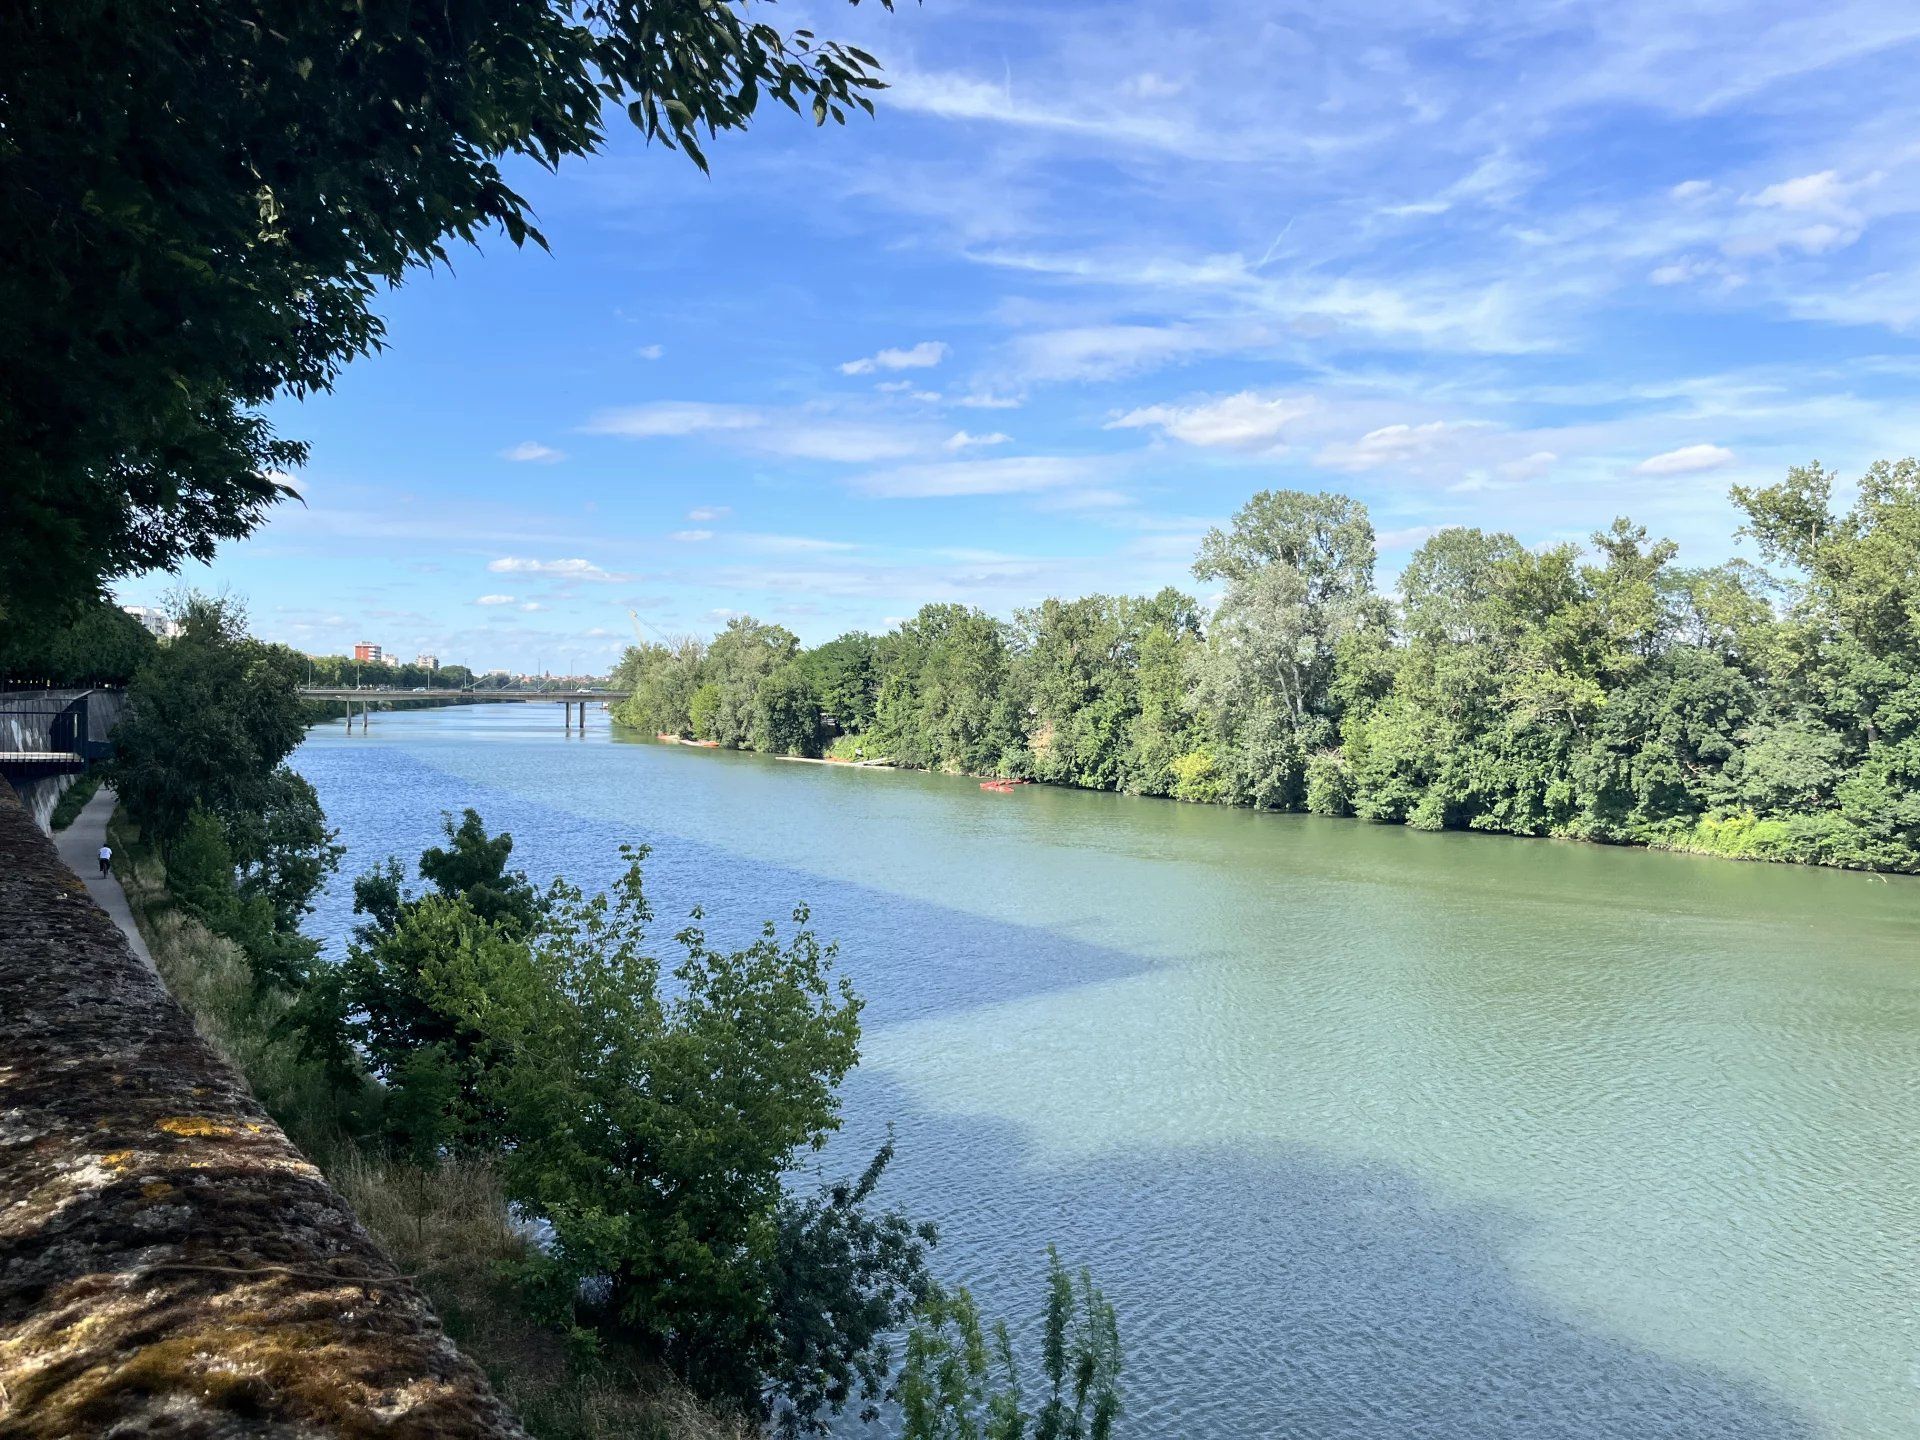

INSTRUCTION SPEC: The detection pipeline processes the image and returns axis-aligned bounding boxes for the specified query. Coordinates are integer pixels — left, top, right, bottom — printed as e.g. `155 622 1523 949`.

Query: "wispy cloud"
1108 392 1313 451
1634 443 1735 475
583 402 765 439
840 341 950 376
945 429 1012 451
854 455 1111 499
502 441 565 464
487 557 626 582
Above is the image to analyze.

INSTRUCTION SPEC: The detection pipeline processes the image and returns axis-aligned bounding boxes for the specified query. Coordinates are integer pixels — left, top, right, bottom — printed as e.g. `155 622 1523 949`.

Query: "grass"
49 769 103 830
105 809 750 1440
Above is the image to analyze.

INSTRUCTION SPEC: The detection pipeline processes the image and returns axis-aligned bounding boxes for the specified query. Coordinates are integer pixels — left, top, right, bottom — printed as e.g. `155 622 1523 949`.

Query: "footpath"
0 780 525 1437
50 783 153 970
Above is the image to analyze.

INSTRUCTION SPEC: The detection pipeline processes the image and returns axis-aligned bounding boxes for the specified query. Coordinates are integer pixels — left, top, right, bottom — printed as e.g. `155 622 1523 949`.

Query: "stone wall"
0 785 527 1437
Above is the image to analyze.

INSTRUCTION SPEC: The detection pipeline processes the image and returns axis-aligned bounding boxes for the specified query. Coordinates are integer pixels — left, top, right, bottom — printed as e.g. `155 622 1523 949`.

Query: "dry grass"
106 811 755 1440
333 1152 757 1440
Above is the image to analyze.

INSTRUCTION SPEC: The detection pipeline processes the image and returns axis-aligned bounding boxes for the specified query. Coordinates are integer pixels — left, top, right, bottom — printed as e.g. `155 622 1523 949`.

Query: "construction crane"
627 608 678 647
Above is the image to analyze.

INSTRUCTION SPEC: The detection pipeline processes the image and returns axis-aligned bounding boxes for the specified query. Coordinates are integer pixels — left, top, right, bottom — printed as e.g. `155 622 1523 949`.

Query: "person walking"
97 842 112 877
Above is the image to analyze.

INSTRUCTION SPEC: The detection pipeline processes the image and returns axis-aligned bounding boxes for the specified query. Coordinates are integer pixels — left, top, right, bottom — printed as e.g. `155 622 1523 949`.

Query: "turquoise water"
295 705 1920 1439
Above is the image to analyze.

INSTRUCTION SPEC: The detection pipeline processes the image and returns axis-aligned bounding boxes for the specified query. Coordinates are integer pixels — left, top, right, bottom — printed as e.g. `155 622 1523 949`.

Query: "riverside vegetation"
614 463 1920 874
92 594 1123 1440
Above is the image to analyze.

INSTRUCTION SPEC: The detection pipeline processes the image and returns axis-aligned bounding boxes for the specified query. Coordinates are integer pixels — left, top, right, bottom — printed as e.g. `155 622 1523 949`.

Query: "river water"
294 705 1918 1439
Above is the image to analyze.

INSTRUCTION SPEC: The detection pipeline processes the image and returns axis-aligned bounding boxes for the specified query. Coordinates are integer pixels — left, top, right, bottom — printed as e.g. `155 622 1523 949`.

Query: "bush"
1305 751 1353 817
900 1248 1122 1440
1169 747 1225 804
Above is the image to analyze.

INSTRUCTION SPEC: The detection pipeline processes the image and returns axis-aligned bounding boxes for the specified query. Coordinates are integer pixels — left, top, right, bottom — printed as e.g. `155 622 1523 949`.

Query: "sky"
119 0 1920 675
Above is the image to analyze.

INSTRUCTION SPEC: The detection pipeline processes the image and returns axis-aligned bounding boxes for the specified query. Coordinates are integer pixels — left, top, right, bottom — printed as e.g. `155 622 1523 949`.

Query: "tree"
612 636 709 736
442 854 865 1409
873 605 1023 774
112 594 309 854
706 617 801 748
755 665 826 756
1 0 896 619
900 1249 1122 1440
798 633 882 735
769 1137 939 1434
0 595 156 684
1190 491 1378 807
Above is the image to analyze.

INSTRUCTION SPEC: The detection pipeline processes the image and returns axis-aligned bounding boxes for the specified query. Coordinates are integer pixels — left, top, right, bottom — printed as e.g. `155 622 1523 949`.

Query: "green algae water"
296 705 1920 1439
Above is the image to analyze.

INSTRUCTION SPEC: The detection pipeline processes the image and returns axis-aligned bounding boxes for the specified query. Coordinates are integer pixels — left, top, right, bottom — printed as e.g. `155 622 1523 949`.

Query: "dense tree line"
614 462 1920 873
0 597 156 686
301 653 478 691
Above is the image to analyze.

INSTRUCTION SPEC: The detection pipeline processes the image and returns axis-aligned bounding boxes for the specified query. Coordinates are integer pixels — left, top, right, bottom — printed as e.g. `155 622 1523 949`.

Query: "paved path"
53 784 154 971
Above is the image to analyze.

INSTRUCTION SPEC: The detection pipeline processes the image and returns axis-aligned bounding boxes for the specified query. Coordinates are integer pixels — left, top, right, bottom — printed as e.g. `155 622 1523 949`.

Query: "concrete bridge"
300 687 630 733
0 689 123 770
0 691 127 827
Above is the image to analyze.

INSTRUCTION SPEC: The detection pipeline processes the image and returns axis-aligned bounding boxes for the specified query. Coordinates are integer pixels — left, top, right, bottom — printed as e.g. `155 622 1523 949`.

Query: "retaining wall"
0 786 526 1437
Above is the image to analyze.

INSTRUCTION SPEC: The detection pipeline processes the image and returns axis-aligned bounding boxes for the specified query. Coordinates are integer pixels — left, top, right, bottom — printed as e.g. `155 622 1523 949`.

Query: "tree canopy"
0 0 893 619
611 465 1920 874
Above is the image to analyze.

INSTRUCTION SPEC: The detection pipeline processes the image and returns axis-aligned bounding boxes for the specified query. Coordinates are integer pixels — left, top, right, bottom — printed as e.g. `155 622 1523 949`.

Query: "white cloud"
587 402 926 464
888 68 1222 160
1671 179 1714 200
840 341 950 376
520 602 545 612
760 421 926 464
502 441 565 464
636 344 665 360
854 455 1106 499
1108 392 1313 450
686 506 731 522
1316 420 1493 472
488 557 621 581
671 529 714 543
739 533 860 553
476 594 515 606
1634 443 1734 475
1748 170 1852 212
1010 324 1228 383
1124 72 1185 101
955 391 1023 410
945 429 1013 450
583 402 764 438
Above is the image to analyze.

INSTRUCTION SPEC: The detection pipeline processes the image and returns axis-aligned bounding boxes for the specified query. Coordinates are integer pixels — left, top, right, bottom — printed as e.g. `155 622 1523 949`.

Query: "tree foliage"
605 462 1920 873
900 1248 1122 1440
0 0 895 618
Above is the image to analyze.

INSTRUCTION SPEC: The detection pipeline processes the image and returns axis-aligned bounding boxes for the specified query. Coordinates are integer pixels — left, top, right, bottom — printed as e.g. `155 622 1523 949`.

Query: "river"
294 704 1919 1440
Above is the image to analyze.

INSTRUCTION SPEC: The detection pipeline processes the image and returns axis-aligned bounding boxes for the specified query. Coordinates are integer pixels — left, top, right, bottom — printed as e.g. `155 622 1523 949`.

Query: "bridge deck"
301 689 627 701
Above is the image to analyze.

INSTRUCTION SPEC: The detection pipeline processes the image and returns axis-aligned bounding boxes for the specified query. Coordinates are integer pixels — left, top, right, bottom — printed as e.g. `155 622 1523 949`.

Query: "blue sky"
121 0 1920 674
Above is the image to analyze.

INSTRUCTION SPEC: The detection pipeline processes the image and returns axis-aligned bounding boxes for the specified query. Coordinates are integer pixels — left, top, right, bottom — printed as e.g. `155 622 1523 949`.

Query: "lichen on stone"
0 787 527 1438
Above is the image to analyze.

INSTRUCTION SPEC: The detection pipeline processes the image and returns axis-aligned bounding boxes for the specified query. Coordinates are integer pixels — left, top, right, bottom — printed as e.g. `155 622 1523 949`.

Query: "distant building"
122 605 179 639
414 653 438 671
353 642 383 664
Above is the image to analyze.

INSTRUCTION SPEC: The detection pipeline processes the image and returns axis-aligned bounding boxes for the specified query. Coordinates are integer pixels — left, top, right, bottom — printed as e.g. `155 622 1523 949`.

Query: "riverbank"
0 784 523 1439
104 805 753 1440
619 724 1915 877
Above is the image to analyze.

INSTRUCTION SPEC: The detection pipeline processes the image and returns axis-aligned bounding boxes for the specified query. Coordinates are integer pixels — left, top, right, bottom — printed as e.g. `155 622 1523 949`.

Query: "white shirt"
98 846 111 861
